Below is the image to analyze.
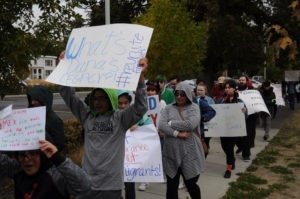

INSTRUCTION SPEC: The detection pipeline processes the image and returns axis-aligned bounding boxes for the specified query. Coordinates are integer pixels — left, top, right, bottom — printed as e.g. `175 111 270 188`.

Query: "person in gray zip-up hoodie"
59 58 148 199
159 82 206 199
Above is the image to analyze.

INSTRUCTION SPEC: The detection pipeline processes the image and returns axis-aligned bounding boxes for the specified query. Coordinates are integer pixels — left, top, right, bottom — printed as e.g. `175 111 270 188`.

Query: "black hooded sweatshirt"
27 86 65 151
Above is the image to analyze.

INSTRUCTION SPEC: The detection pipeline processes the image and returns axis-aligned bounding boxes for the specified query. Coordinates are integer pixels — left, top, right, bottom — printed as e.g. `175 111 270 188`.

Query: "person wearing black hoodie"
259 81 277 140
27 85 65 151
0 140 90 199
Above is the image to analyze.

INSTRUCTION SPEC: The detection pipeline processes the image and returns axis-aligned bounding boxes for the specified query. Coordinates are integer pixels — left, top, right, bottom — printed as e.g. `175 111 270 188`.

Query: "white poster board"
124 124 164 182
0 107 46 151
272 84 285 106
205 104 246 137
46 24 153 91
285 70 300 82
238 90 270 115
146 95 160 127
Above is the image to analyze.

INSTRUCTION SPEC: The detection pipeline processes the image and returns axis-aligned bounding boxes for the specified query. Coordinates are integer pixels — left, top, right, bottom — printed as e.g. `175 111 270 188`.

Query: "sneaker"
224 170 231 178
178 181 185 189
243 156 251 162
235 148 242 154
138 183 149 191
263 135 269 141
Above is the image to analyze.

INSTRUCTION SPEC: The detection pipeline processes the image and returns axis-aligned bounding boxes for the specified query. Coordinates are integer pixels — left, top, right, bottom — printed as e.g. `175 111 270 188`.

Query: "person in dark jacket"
236 75 257 162
216 80 247 178
259 81 277 140
27 86 65 151
0 140 90 199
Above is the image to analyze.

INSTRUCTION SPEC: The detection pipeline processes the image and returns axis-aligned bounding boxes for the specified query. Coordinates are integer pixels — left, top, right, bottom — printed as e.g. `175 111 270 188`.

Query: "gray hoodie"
158 82 206 180
59 82 147 191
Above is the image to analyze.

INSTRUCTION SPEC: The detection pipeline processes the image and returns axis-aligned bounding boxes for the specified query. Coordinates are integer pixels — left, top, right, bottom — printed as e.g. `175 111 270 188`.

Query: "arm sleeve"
0 153 20 178
59 86 88 124
54 156 90 195
119 82 148 130
158 106 179 137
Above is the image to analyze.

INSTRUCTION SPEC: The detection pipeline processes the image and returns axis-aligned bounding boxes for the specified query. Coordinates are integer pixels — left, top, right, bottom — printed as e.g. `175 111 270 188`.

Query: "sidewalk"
134 127 280 199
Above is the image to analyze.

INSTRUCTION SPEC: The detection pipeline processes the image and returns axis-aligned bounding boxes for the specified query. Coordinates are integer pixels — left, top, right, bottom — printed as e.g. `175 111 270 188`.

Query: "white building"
29 56 57 80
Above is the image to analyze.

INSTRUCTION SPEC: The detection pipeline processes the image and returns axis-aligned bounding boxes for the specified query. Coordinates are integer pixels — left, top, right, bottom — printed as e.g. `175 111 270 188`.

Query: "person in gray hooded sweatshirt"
59 57 148 199
159 82 206 199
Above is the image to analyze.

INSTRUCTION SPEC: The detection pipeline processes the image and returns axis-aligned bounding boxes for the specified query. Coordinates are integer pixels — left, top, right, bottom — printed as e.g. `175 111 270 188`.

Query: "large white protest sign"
124 124 164 182
0 107 46 151
238 90 270 115
146 95 160 127
272 84 285 106
285 70 300 81
46 24 153 91
205 104 246 137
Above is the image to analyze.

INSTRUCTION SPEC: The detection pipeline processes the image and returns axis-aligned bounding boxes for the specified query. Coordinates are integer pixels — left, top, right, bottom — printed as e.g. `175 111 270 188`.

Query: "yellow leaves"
289 0 298 10
278 37 293 50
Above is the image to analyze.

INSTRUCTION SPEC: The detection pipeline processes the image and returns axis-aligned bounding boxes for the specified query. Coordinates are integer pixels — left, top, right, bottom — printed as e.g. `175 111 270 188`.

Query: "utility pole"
105 0 110 24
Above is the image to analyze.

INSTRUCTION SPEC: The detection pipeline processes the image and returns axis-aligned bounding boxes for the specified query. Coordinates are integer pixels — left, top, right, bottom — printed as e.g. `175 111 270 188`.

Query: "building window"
45 60 53 66
38 69 42 73
34 60 37 65
45 70 52 76
33 69 37 74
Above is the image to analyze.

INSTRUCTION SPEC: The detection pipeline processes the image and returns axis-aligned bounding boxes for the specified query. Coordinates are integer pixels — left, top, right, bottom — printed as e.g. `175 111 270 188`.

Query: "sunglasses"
175 91 186 97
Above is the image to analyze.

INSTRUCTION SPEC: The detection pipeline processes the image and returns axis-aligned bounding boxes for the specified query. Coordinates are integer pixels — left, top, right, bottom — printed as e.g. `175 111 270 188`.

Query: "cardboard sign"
205 104 246 137
0 106 46 151
124 124 164 182
285 70 300 81
238 90 270 115
46 24 153 91
272 84 285 106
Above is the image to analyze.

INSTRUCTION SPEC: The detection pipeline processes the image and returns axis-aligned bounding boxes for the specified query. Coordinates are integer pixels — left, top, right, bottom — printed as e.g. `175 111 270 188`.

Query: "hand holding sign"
39 140 58 158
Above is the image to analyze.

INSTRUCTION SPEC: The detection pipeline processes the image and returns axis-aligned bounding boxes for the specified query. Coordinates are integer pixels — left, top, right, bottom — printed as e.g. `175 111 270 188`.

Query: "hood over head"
89 88 118 115
175 82 193 103
27 86 53 112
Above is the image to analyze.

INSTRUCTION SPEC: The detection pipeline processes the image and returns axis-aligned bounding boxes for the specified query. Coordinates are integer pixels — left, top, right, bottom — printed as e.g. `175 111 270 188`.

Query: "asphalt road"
0 92 89 120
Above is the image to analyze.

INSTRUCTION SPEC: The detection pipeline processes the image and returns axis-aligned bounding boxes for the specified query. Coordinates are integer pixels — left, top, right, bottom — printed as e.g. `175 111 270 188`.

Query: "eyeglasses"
92 96 108 101
175 91 186 97
18 150 40 160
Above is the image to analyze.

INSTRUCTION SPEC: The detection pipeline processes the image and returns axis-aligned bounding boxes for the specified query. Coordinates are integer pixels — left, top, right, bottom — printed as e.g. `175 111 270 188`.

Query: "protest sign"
46 24 153 91
205 104 246 137
285 70 300 82
124 123 164 182
238 90 270 115
0 106 46 151
0 104 12 119
146 95 160 127
272 84 285 106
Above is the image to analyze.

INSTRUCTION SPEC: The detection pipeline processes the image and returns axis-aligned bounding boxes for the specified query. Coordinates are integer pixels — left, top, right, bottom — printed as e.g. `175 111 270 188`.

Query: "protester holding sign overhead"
0 140 90 199
159 82 205 199
59 53 148 199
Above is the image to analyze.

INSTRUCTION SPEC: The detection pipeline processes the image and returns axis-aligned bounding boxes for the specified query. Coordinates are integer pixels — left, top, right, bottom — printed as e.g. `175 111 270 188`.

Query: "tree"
0 0 84 93
136 0 207 79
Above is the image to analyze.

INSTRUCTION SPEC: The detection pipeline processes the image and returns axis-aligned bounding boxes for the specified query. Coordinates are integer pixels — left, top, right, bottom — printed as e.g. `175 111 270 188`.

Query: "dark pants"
236 114 257 158
77 190 122 199
166 168 201 199
288 94 296 110
124 182 135 199
220 137 237 165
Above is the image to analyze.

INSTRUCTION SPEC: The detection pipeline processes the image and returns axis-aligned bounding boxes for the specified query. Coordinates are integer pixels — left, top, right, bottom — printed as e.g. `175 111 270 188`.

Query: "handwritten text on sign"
146 95 160 127
238 90 270 115
0 107 46 151
206 104 246 137
46 24 153 91
124 124 163 182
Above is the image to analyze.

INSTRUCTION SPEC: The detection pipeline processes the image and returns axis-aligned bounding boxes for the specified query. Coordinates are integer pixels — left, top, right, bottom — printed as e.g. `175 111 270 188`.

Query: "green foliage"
136 0 207 79
63 118 83 155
